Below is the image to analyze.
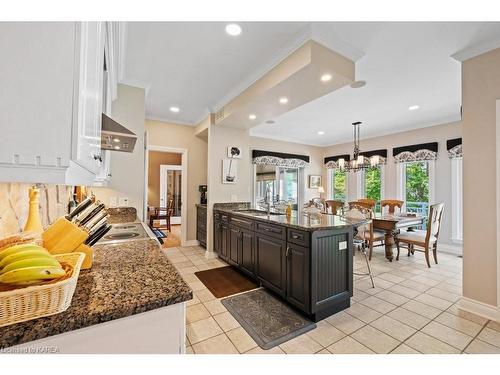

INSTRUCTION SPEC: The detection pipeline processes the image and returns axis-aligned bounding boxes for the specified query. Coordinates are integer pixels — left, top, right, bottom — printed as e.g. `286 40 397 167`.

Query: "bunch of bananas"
0 243 65 286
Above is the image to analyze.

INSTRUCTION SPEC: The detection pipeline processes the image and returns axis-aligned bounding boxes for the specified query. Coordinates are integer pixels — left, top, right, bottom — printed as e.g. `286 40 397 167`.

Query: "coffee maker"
199 185 207 205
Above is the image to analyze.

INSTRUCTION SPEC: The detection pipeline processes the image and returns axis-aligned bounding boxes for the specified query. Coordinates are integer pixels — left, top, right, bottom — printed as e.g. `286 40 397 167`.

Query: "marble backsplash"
0 183 71 237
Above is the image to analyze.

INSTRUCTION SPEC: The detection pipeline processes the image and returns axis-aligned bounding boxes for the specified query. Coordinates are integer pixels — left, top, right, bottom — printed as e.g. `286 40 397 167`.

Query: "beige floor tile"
351 325 400 354
397 279 432 293
405 332 460 354
192 333 239 354
359 296 397 314
477 327 500 348
387 307 431 330
213 311 240 332
325 311 366 335
197 264 213 271
345 303 382 324
227 327 258 353
446 304 489 325
316 349 331 354
186 346 194 354
370 315 417 341
195 289 217 303
174 261 195 269
374 290 410 306
409 275 441 287
434 312 483 337
415 293 453 310
306 320 346 347
425 287 461 302
487 320 500 333
279 333 323 354
187 317 223 344
402 300 442 319
421 321 473 350
245 346 285 354
390 344 420 354
327 336 375 354
377 272 406 284
178 266 199 275
187 303 211 324
464 339 500 354
187 281 207 292
181 273 200 283
389 284 421 299
433 282 462 295
186 294 201 307
203 299 227 315
444 278 462 287
352 288 370 302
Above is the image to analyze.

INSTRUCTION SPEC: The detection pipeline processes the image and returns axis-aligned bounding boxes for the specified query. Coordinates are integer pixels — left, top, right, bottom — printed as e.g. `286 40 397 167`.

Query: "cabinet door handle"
93 154 102 163
292 234 300 239
286 246 291 258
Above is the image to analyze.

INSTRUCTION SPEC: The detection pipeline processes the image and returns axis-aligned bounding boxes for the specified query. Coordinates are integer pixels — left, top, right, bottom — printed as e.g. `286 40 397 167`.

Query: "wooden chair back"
344 205 374 243
381 199 404 214
349 201 374 210
325 200 344 215
426 203 445 243
357 198 376 209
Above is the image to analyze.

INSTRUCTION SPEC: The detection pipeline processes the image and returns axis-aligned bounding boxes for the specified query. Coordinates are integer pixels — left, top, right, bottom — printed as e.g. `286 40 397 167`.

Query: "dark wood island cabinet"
213 208 359 322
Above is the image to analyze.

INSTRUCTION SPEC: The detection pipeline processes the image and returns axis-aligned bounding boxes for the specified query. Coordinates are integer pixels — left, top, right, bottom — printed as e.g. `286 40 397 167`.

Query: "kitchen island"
213 204 364 321
0 238 192 353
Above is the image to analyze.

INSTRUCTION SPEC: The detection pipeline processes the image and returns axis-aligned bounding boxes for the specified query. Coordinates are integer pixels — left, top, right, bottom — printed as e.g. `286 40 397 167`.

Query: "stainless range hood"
101 113 137 153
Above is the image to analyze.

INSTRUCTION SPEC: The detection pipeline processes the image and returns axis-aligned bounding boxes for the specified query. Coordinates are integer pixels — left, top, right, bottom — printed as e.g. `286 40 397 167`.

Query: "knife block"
75 243 93 270
42 218 89 254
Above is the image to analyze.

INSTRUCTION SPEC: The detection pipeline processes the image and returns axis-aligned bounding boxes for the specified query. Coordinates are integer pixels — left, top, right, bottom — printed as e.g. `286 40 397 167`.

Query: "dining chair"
358 198 377 210
348 201 374 211
380 199 404 214
343 205 376 288
325 200 344 215
395 203 445 267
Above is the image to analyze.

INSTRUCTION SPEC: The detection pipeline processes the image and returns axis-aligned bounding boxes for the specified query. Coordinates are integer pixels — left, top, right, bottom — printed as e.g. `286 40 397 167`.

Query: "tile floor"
163 245 500 354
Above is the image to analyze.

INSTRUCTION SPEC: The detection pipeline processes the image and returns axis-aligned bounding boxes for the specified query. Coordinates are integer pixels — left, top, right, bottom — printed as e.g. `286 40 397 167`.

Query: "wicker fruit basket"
0 252 85 327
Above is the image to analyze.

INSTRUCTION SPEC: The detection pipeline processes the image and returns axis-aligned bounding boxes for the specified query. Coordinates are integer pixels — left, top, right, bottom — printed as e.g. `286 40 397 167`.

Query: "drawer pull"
286 246 291 258
292 234 301 239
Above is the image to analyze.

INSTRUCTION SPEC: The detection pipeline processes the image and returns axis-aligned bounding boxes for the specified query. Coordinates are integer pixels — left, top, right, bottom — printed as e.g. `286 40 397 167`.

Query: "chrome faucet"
264 185 272 215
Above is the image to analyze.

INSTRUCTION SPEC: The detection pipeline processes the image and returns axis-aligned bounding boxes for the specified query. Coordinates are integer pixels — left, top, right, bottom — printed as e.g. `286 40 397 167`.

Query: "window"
357 166 384 212
404 161 430 215
451 157 463 242
255 165 299 210
279 168 298 206
327 169 347 201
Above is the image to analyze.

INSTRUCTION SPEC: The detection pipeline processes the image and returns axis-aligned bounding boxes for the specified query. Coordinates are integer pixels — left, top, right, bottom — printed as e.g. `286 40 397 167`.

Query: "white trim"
146 114 197 127
451 38 500 62
458 297 499 322
438 243 463 256
451 157 463 241
496 99 500 322
428 159 436 205
183 240 200 247
146 144 189 247
160 164 183 225
356 171 364 200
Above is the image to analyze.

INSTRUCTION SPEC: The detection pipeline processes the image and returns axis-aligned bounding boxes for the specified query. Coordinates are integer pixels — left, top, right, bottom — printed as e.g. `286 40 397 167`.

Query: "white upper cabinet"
0 22 115 185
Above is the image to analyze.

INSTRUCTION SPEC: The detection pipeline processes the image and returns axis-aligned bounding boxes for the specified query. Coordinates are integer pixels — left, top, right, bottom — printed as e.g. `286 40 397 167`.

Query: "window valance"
324 154 350 169
447 138 462 158
392 142 438 163
252 150 310 168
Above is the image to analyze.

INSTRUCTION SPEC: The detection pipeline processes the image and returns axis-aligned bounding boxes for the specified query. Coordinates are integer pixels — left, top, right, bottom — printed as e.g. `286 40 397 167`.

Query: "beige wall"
147 151 182 207
462 47 500 307
92 84 146 218
145 120 208 242
322 121 462 248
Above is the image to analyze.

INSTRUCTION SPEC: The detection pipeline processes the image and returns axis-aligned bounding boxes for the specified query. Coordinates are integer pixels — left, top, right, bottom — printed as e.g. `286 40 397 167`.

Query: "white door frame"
160 164 182 225
497 99 500 321
144 144 188 247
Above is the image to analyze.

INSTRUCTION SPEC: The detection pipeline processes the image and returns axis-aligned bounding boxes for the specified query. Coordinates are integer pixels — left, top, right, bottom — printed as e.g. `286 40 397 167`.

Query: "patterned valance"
447 138 462 158
393 142 438 163
360 149 388 165
252 150 309 168
324 154 350 169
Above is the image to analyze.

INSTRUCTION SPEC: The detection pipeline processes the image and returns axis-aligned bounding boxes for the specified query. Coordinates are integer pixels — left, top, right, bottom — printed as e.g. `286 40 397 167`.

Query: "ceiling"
123 22 500 145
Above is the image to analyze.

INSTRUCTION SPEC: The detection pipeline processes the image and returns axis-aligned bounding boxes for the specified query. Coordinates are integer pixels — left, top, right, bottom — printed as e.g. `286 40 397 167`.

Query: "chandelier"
338 122 382 172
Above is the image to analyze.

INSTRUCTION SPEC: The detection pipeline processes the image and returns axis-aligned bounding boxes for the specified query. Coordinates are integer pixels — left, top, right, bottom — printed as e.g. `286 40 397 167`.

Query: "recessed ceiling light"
320 74 332 82
169 106 180 113
113 138 120 143
350 80 366 89
279 97 288 104
114 145 120 150
248 114 256 120
409 105 420 111
318 131 325 135
225 23 242 36
265 120 275 124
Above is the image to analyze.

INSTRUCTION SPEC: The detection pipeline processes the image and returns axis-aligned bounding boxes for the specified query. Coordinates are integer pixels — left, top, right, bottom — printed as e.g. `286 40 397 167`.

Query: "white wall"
92 84 146 218
322 121 462 249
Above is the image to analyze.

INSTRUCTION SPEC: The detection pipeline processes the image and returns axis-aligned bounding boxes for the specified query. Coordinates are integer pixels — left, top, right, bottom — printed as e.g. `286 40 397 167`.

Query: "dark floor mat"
194 266 258 298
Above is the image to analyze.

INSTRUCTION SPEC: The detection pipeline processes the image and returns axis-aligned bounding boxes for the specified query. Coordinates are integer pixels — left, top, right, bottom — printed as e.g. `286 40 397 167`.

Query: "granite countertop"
215 207 367 231
0 239 192 349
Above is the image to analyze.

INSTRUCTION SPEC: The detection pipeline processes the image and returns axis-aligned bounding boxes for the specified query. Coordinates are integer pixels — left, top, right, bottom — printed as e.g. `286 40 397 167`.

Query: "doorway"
145 147 187 248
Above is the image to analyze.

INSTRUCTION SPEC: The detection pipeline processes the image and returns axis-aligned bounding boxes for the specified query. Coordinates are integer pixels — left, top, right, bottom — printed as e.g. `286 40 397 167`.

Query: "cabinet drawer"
287 228 310 247
220 213 230 223
197 220 207 232
255 221 286 240
230 216 254 230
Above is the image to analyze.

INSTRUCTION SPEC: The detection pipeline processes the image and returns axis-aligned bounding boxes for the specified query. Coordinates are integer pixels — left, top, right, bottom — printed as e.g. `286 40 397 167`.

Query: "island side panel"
310 227 353 321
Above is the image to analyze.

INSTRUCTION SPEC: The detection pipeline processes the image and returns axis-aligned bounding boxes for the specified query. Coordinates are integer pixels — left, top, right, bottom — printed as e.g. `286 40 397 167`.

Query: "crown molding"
310 23 365 62
146 115 197 127
451 38 500 62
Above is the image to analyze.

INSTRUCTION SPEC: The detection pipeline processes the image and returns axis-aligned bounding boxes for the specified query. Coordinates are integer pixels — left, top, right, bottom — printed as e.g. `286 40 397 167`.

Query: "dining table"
372 212 425 261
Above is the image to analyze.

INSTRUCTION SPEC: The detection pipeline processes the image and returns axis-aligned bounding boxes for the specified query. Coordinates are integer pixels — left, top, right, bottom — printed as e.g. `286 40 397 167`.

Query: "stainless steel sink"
235 209 284 216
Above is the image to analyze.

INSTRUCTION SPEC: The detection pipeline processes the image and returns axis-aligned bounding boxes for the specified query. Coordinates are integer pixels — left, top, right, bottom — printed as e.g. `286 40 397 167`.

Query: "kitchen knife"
78 203 105 226
72 202 98 223
87 225 112 246
82 210 108 232
85 222 109 245
87 216 107 235
65 196 94 221
85 220 108 242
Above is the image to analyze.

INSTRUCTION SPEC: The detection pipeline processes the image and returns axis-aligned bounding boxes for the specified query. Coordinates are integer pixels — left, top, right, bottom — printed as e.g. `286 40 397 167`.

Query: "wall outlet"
339 241 347 250
118 197 129 207
109 196 118 207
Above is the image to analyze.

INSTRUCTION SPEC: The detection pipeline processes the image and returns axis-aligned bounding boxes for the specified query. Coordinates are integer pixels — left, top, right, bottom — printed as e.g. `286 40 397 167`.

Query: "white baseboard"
438 243 463 256
458 297 499 322
204 251 219 260
182 240 200 247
